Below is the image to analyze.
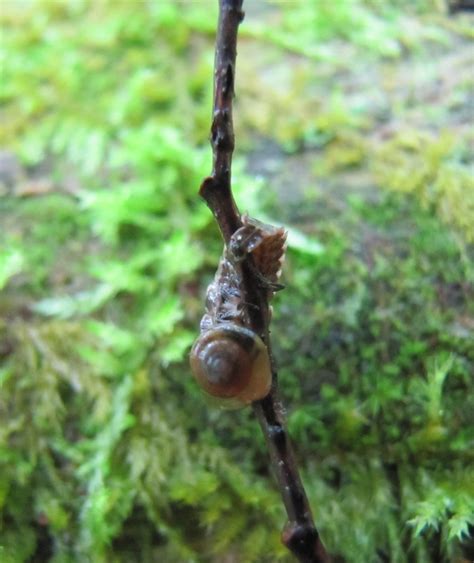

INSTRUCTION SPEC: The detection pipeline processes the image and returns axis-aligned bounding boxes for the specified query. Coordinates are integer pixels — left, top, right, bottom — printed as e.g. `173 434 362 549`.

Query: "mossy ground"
1 1 473 562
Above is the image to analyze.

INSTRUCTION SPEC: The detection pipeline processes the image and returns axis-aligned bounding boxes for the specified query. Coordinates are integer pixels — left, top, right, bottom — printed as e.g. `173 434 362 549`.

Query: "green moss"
1 1 473 562
372 130 474 242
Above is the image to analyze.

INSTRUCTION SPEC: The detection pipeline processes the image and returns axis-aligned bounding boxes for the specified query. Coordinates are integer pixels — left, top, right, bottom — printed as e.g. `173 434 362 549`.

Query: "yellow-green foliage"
372 130 474 242
1 1 473 562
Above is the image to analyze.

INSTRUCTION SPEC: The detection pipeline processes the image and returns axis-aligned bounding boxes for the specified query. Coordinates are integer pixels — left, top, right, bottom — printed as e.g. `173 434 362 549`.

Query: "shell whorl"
190 324 271 405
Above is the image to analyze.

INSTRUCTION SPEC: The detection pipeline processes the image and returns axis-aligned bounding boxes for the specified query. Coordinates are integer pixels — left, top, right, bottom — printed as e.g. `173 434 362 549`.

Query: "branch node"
282 523 330 563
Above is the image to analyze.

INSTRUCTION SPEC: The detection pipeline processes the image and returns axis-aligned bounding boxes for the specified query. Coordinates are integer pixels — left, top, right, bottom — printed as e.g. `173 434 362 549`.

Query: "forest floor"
239 11 473 229
5 8 472 242
1 3 473 563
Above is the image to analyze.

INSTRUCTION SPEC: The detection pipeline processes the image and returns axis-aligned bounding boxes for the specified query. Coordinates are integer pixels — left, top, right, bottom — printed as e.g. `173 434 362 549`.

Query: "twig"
198 1 330 561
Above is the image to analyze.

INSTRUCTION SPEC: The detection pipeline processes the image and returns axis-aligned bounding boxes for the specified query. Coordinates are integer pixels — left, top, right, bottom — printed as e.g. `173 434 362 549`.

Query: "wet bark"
198 1 330 561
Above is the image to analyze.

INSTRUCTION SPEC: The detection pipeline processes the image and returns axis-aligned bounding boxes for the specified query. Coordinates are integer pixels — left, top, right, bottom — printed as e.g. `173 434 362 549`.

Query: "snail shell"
190 324 272 405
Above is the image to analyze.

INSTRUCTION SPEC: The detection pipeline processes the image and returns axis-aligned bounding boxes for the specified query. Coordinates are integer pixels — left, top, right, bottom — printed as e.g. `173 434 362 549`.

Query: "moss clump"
1 1 473 562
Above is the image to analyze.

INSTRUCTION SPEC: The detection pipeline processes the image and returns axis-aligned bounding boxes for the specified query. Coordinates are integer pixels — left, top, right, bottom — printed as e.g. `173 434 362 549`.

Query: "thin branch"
198 1 330 561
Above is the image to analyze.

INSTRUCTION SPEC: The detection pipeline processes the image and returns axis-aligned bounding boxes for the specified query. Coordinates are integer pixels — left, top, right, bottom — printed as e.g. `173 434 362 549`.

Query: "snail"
190 323 272 405
190 215 287 407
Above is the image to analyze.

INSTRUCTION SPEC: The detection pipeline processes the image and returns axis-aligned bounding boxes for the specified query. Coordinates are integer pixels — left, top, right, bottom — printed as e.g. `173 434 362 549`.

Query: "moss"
1 1 473 561
372 130 474 242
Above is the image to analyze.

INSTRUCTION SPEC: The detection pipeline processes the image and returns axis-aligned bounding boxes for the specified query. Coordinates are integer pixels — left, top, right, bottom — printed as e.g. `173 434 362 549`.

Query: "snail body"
190 215 286 407
190 324 271 405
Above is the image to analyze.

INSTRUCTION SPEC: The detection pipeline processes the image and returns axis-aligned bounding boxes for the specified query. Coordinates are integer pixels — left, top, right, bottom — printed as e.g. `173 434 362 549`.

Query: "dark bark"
198 1 330 562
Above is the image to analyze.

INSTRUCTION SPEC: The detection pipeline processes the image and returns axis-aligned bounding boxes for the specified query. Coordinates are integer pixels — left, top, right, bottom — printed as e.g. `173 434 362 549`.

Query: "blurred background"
1 1 473 562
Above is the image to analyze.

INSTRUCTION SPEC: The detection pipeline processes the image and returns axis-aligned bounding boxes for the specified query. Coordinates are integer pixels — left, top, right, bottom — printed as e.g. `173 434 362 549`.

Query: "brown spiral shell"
190 324 271 405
